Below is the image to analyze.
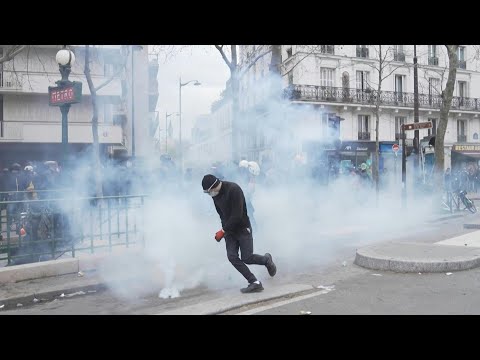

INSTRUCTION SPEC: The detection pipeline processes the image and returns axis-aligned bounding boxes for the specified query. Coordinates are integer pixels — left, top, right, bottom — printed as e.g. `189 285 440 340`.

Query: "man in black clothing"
201 174 276 293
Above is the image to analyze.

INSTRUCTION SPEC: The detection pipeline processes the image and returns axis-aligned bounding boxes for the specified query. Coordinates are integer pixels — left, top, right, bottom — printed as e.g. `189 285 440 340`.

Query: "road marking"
235 288 334 315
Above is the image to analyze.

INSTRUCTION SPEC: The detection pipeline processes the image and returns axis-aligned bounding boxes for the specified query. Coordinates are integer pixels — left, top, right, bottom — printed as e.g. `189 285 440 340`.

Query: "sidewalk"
355 213 480 273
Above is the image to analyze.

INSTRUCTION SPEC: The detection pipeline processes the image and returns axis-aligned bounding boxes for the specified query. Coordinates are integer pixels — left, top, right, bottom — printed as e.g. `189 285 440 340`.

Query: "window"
356 71 370 90
458 47 465 61
395 75 405 102
358 115 370 140
457 81 467 98
395 116 406 135
0 95 3 138
458 47 466 69
394 45 405 61
104 103 113 123
356 45 369 58
0 48 3 88
457 119 467 142
322 113 336 137
288 72 293 85
428 45 437 58
320 45 335 54
428 118 437 136
104 62 122 77
320 68 334 88
429 78 440 96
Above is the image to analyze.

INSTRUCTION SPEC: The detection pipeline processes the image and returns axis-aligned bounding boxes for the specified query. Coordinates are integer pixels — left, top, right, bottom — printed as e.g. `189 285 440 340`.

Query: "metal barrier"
0 194 146 266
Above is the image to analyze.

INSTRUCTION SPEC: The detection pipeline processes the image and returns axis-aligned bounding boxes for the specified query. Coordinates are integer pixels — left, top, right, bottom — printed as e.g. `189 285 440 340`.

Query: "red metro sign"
48 82 82 106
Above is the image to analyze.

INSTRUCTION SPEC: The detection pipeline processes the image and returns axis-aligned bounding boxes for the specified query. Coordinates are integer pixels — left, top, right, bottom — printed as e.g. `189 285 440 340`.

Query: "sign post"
401 121 433 208
48 81 82 168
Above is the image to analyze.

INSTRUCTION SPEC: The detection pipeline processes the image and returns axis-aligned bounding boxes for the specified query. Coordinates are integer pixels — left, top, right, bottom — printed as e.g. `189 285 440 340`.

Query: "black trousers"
225 227 267 284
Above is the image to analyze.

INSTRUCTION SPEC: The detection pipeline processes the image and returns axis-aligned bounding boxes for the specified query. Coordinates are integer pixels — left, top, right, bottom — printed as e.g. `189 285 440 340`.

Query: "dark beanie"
202 174 219 191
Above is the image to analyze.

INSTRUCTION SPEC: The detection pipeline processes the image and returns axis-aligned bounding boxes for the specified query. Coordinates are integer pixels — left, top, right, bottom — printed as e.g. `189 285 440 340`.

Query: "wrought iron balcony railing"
458 135 467 142
458 60 467 70
358 132 371 140
283 85 480 112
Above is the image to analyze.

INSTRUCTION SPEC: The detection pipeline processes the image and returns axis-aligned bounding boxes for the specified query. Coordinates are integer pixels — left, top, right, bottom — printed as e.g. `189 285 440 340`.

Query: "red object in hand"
215 229 225 242
20 228 26 236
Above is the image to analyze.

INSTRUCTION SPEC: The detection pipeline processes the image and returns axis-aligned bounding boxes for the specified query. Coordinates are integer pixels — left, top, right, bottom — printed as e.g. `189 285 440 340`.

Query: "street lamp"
55 46 76 168
165 112 179 153
130 45 143 159
179 77 201 173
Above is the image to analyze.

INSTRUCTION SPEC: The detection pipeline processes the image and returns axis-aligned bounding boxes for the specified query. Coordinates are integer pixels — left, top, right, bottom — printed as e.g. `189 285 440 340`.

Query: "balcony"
458 60 467 70
358 132 370 140
458 135 467 142
356 47 369 58
283 85 480 112
0 71 23 90
428 57 439 66
0 121 123 144
394 52 406 62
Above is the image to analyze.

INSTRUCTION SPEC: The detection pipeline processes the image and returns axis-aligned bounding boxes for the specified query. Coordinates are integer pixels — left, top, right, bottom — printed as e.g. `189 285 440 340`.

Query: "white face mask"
209 191 219 197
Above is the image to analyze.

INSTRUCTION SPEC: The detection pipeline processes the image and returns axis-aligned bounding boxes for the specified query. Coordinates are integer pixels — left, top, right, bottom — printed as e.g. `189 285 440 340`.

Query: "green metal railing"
0 194 146 266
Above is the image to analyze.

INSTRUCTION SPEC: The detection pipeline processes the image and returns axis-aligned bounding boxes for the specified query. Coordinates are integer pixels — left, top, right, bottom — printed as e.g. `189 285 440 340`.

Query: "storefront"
379 141 400 176
451 143 480 171
338 141 376 169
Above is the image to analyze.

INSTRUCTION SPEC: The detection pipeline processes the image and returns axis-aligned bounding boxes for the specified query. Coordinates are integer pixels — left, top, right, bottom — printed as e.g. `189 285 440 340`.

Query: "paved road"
2 213 477 315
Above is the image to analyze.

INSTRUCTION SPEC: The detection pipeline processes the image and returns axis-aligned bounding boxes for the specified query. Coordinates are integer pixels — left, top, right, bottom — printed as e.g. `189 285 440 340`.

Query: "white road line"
235 289 334 315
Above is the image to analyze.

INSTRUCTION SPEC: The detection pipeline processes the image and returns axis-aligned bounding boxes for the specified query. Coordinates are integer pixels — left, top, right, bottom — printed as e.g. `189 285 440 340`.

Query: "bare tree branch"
0 45 26 64
282 45 322 76
239 48 272 78
215 45 233 70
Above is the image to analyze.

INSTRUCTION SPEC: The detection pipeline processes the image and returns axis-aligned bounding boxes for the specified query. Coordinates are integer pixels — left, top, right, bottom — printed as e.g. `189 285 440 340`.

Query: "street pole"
165 111 168 153
413 45 420 179
402 124 407 209
60 104 70 168
179 77 182 175
131 46 135 158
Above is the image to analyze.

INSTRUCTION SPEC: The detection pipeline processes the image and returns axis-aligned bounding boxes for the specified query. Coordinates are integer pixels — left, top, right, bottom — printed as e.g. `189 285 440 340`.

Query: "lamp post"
54 47 76 169
130 45 143 159
165 112 178 153
179 77 201 174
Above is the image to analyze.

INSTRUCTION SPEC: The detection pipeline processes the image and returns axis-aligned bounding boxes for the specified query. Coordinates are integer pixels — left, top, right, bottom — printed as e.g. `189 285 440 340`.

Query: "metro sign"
48 81 82 106
402 121 433 131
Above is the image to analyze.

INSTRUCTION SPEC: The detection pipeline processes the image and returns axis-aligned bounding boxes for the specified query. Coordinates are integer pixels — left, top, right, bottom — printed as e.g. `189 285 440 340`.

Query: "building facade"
0 45 157 167
238 45 480 170
187 96 233 168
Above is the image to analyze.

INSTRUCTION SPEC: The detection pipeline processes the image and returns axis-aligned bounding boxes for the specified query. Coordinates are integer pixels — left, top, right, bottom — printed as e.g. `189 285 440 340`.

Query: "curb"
156 284 315 315
354 242 480 273
0 281 107 312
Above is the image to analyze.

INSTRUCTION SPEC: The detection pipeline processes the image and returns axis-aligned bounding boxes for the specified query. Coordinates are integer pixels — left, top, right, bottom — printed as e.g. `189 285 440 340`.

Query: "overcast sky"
152 45 231 142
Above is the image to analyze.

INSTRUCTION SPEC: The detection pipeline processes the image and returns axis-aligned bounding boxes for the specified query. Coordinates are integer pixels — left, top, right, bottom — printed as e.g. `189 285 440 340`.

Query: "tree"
84 45 129 197
366 45 412 203
214 45 324 160
433 46 458 188
0 45 26 64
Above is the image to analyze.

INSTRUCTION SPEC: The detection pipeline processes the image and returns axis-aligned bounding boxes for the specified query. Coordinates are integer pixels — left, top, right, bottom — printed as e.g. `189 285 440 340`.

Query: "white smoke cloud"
70 69 442 303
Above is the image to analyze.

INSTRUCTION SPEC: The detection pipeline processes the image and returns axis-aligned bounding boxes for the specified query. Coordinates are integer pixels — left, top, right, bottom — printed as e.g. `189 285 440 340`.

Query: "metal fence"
0 192 146 266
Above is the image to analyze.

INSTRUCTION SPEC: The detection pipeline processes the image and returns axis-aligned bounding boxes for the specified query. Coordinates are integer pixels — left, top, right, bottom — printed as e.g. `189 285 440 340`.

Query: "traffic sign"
402 122 432 131
392 144 399 153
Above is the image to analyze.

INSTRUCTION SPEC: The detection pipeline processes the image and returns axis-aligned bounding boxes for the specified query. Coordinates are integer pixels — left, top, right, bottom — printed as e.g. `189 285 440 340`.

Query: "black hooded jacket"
212 181 251 233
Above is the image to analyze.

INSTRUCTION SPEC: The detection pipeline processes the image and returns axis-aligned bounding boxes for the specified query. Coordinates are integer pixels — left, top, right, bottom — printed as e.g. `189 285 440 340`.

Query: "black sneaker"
265 253 277 277
240 282 264 293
